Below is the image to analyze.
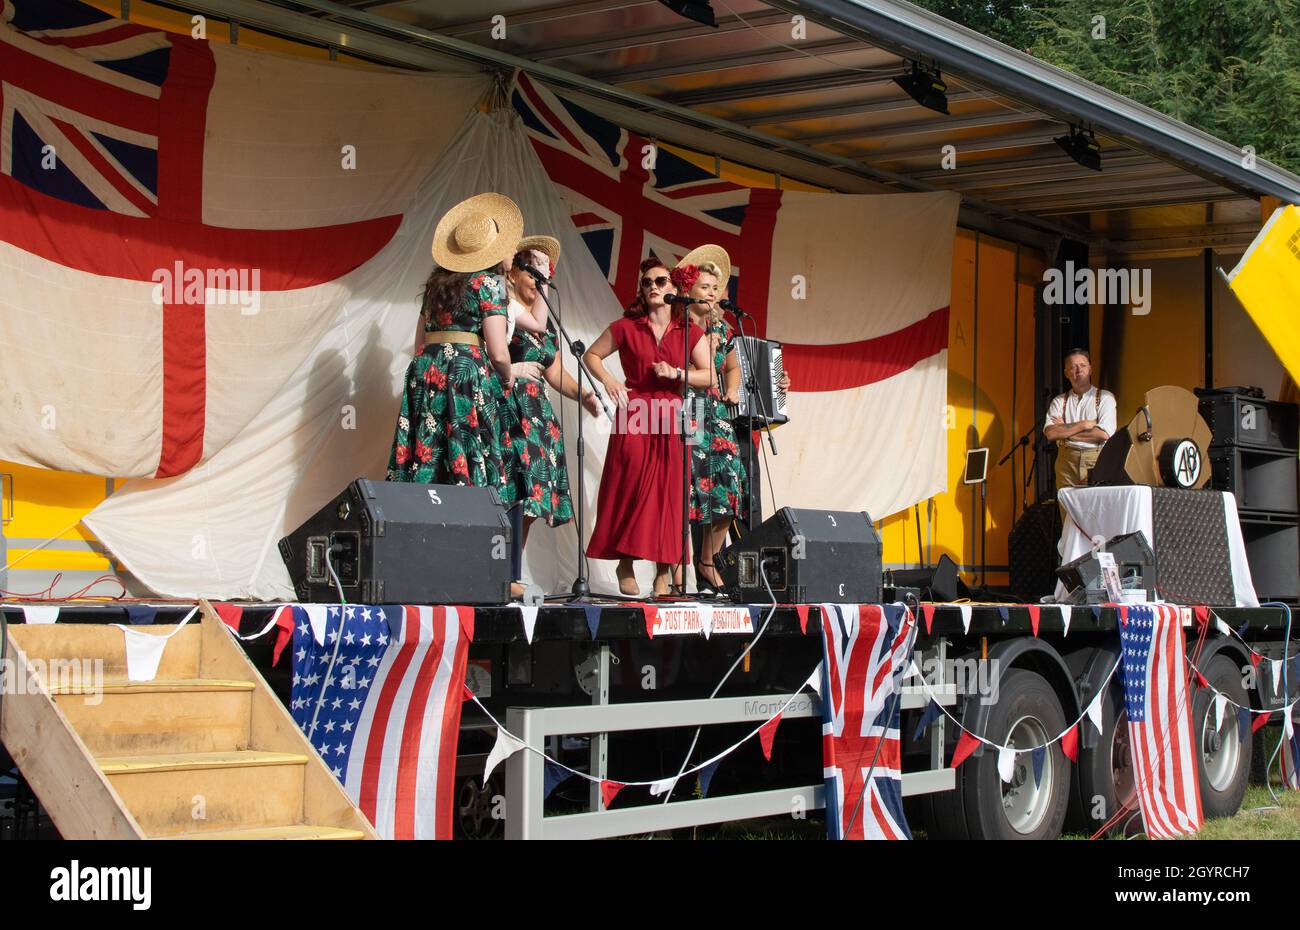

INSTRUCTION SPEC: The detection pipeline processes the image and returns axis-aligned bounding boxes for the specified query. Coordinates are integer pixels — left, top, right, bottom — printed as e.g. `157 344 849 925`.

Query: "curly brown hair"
420 266 472 326
625 256 674 318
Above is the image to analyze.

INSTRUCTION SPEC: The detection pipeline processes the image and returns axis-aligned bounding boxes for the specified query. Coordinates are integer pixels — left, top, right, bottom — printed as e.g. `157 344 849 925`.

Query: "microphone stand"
523 269 613 601
680 297 692 598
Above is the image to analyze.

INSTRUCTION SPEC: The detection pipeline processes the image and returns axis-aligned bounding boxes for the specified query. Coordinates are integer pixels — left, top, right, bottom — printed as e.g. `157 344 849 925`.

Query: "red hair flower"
670 263 700 292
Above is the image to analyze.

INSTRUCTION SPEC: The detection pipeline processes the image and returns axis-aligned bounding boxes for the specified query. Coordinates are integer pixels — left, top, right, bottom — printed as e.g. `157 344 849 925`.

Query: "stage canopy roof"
175 0 1300 258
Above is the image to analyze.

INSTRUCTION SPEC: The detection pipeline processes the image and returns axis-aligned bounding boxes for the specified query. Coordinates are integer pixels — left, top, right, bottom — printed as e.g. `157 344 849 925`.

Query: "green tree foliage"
909 0 1300 172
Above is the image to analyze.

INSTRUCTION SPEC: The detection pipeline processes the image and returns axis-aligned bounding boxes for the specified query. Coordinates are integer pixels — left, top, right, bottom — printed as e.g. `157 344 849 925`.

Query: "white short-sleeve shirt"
1045 386 1117 449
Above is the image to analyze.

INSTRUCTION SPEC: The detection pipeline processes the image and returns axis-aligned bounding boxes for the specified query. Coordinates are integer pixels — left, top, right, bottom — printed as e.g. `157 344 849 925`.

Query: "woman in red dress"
585 257 712 597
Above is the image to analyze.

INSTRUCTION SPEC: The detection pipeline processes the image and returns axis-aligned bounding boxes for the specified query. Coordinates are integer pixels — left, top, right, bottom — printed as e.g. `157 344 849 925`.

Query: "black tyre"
1192 653 1251 819
453 772 504 840
1068 679 1138 835
960 668 1072 840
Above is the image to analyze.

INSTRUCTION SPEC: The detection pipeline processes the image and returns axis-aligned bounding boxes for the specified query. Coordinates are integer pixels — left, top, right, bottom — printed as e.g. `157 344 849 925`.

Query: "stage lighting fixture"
1055 125 1102 171
893 62 949 115
657 0 718 27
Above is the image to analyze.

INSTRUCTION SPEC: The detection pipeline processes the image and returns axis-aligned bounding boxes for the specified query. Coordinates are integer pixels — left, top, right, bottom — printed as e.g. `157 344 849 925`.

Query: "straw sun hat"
516 234 561 269
430 192 524 273
676 244 731 284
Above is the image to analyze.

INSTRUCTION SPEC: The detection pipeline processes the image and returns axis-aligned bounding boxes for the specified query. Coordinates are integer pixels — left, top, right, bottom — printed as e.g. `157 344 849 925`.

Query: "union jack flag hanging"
1120 604 1203 838
819 603 915 840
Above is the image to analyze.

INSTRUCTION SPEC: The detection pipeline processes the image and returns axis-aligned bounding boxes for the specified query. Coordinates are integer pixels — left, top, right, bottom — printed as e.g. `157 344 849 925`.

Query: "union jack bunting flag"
290 604 473 839
1120 604 1203 838
819 603 915 840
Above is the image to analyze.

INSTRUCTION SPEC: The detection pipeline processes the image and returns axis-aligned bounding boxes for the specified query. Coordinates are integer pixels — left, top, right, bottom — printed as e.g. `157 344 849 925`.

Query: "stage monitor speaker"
1090 385 1213 489
1055 531 1157 603
1208 446 1299 516
890 554 967 603
279 479 511 604
715 508 881 604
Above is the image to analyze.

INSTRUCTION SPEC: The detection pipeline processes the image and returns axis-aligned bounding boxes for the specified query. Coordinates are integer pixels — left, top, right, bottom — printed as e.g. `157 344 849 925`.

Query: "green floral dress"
386 271 510 490
499 321 574 525
688 318 746 522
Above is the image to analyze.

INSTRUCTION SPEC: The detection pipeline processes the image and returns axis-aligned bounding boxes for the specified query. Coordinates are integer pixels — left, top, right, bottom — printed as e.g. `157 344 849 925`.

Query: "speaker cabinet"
716 508 881 604
279 479 511 604
1208 447 1299 516
1239 515 1300 603
1198 392 1298 452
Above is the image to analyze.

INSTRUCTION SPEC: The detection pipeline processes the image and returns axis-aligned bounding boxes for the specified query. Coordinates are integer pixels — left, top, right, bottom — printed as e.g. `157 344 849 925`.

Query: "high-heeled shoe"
616 561 639 597
694 561 724 596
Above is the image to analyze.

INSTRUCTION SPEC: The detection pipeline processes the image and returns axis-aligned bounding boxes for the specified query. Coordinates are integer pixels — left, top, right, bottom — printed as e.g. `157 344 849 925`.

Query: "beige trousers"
1055 444 1100 493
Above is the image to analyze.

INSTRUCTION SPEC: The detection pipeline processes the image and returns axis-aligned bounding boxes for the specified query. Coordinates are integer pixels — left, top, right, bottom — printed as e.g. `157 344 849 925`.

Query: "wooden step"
6 624 200 681
99 751 308 837
167 824 368 841
55 680 255 756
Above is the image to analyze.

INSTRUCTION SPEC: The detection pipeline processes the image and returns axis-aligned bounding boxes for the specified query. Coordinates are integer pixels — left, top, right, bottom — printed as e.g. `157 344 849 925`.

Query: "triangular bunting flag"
996 606 1009 624
1250 651 1263 670
600 780 625 808
795 604 810 635
805 668 823 699
921 603 936 635
583 604 601 640
20 606 59 625
913 699 943 742
1284 710 1295 742
124 605 158 626
272 606 296 666
1193 605 1210 629
697 604 714 640
462 684 476 702
1252 710 1272 734
758 713 782 762
1085 694 1104 735
1090 606 1102 622
212 602 242 632
1214 693 1228 734
951 730 982 768
483 727 527 786
1195 670 1210 690
1060 605 1072 637
302 604 330 646
1238 707 1252 743
698 760 721 798
1027 605 1040 637
639 603 657 639
1272 658 1284 694
648 776 679 798
543 761 573 800
1061 724 1079 763
518 605 540 645
1215 618 1233 638
958 605 973 634
1237 620 1250 638
1030 747 1046 786
997 746 1016 783
117 626 168 682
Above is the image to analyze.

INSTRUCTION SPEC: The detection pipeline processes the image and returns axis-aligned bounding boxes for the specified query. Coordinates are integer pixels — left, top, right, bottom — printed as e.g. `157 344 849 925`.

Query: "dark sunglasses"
640 275 670 289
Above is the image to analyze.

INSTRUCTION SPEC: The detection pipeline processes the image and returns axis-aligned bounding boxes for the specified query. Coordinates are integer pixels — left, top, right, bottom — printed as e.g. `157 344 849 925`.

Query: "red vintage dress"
587 313 705 564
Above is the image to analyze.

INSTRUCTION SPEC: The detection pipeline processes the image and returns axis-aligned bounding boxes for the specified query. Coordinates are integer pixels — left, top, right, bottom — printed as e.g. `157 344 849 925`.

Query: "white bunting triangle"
1085 694 1104 735
1058 606 1071 638
518 605 540 644
1214 693 1227 734
958 605 973 634
484 727 527 786
649 776 680 797
21 606 60 625
116 627 169 682
1284 711 1295 742
805 668 823 699
302 604 330 646
1272 658 1283 695
700 604 715 639
1215 618 1233 638
997 746 1016 783
906 660 923 685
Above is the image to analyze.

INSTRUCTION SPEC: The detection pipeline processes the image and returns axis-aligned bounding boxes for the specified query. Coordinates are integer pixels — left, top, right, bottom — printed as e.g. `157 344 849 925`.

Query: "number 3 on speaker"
427 489 442 505
827 514 837 527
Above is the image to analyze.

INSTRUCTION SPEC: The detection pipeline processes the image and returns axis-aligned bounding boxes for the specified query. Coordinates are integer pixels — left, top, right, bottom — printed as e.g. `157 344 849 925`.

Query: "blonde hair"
695 261 725 326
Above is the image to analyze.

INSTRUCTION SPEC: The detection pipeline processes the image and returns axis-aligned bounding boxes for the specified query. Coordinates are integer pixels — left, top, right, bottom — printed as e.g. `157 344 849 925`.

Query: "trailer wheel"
1068 680 1137 835
454 772 504 840
961 668 1071 840
1192 653 1251 819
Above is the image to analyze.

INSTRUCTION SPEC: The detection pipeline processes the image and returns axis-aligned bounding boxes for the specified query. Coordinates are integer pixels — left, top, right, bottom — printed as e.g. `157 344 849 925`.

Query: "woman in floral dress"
387 193 524 491
671 246 745 594
498 235 602 593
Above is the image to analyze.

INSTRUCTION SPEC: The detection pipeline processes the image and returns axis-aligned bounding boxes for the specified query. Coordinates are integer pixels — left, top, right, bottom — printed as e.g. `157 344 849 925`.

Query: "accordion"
728 336 789 428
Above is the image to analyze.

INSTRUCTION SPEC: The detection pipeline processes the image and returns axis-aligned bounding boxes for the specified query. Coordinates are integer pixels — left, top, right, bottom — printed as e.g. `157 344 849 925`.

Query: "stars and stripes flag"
1120 604 1203 838
819 603 915 840
289 604 473 840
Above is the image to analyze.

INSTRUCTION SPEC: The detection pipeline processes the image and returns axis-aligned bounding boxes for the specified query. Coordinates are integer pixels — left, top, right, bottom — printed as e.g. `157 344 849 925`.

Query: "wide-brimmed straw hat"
676 244 731 284
516 234 561 269
430 193 524 273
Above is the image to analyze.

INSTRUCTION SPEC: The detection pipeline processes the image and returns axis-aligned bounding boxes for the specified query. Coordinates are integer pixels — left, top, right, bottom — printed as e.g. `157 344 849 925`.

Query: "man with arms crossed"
1044 349 1116 491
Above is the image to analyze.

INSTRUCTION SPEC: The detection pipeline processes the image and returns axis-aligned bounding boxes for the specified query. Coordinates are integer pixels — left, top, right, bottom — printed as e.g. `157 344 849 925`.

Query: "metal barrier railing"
504 685 956 840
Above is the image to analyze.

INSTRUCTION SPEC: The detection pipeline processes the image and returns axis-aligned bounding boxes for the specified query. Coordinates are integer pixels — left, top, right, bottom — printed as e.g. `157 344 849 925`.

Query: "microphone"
718 299 750 318
522 264 558 289
665 294 704 305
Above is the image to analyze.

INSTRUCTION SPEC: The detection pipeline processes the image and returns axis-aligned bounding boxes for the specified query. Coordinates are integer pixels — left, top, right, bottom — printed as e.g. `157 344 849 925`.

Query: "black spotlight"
658 0 718 27
893 61 949 115
1055 125 1102 171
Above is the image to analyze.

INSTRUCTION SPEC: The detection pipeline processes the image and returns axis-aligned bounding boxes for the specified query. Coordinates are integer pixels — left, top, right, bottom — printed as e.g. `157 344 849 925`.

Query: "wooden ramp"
0 600 377 840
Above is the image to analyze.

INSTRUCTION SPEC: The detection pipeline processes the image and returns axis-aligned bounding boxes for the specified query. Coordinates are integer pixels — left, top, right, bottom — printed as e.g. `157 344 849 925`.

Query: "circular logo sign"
1172 440 1202 488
